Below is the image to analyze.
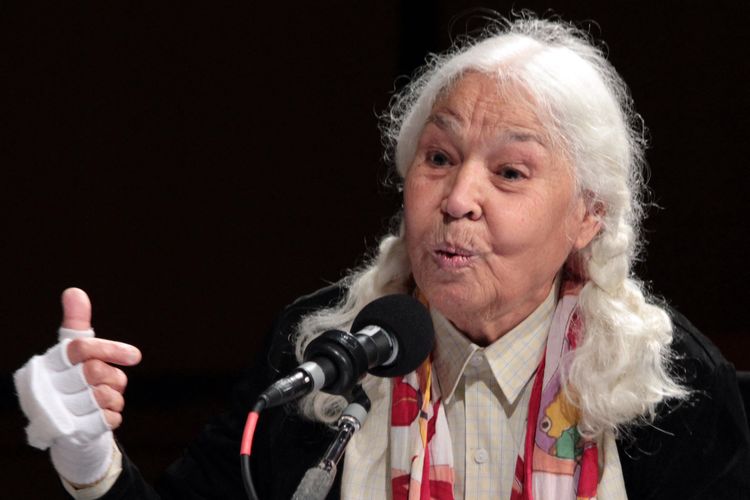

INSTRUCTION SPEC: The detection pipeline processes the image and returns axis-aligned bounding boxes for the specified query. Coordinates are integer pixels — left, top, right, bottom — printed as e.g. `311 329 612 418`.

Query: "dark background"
3 1 748 496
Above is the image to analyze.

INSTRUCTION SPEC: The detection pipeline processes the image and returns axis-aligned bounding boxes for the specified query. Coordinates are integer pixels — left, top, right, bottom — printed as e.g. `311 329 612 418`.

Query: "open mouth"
434 246 475 267
436 249 468 258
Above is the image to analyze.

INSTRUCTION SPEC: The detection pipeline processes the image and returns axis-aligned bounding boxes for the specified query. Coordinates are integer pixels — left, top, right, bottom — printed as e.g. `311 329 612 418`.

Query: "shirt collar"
431 283 557 405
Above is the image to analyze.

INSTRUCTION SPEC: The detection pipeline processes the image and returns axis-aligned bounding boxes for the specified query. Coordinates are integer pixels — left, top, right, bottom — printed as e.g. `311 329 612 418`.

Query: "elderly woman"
15 17 750 500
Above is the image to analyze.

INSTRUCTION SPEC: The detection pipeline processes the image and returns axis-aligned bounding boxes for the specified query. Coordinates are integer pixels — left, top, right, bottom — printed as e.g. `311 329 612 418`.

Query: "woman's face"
404 72 600 345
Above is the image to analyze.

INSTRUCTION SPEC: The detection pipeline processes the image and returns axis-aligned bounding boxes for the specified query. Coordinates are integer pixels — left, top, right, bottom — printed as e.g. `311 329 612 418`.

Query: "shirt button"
470 353 483 367
474 448 489 463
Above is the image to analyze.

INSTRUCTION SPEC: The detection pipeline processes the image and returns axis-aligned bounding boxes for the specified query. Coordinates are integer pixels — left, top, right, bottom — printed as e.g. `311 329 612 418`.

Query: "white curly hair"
293 16 687 438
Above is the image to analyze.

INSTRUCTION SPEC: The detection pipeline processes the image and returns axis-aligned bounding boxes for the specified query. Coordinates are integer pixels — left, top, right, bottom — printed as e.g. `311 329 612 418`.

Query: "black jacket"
89 285 750 499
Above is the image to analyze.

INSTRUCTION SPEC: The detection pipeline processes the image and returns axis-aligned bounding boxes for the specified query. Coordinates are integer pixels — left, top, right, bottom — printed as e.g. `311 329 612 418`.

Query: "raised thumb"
61 288 93 331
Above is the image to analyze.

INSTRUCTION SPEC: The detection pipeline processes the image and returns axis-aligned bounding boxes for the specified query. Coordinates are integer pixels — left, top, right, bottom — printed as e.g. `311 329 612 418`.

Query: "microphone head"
351 294 434 377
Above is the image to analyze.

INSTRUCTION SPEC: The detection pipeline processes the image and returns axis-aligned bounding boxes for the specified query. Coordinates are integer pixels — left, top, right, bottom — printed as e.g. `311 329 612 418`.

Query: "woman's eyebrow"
501 130 546 147
426 111 463 134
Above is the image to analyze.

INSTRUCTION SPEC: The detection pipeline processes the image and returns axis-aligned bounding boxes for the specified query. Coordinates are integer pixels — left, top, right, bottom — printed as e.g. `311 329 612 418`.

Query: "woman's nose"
441 162 483 221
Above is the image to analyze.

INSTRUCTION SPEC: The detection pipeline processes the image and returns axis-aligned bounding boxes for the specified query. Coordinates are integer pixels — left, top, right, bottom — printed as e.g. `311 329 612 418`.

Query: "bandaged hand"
14 288 141 486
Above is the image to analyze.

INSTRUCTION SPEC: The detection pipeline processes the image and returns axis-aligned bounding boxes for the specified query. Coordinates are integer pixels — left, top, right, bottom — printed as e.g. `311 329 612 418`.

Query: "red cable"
240 411 260 456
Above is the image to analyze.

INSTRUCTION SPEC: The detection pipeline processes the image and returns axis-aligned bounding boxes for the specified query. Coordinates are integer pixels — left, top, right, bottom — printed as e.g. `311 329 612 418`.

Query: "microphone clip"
303 329 366 395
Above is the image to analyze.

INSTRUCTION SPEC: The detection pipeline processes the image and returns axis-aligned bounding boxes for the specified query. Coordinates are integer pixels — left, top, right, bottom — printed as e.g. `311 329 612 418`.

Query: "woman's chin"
423 283 484 318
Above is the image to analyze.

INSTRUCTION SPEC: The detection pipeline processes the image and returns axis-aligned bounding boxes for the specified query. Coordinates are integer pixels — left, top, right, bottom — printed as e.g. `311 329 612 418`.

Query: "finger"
61 288 92 331
102 409 123 430
82 360 129 393
91 385 125 413
67 337 142 366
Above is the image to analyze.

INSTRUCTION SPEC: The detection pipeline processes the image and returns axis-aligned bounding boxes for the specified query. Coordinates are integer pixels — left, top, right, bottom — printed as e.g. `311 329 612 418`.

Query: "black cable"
240 398 267 500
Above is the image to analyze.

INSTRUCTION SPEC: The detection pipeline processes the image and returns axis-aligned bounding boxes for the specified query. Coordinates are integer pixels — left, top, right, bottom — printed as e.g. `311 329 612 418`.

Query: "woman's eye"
498 165 524 180
427 151 452 167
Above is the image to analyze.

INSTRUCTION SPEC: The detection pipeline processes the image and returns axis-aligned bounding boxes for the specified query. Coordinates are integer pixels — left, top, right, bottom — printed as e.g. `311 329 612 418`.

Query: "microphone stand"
291 386 371 500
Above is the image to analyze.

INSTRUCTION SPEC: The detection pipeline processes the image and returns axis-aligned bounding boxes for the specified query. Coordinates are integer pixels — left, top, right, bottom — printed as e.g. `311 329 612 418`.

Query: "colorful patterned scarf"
390 281 598 499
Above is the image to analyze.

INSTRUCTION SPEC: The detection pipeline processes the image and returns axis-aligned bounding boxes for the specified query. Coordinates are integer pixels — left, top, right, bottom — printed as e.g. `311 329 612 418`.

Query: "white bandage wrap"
14 327 115 485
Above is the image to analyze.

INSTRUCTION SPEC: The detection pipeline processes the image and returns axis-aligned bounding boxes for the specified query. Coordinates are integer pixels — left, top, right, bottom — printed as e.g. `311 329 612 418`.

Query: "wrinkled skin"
404 72 600 345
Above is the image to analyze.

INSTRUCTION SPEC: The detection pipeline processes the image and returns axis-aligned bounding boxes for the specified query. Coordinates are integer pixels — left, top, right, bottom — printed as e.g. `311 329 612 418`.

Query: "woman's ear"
573 197 604 251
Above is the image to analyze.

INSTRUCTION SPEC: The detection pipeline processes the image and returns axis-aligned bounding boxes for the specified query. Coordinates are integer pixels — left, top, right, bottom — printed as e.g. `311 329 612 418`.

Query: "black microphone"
259 294 434 408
